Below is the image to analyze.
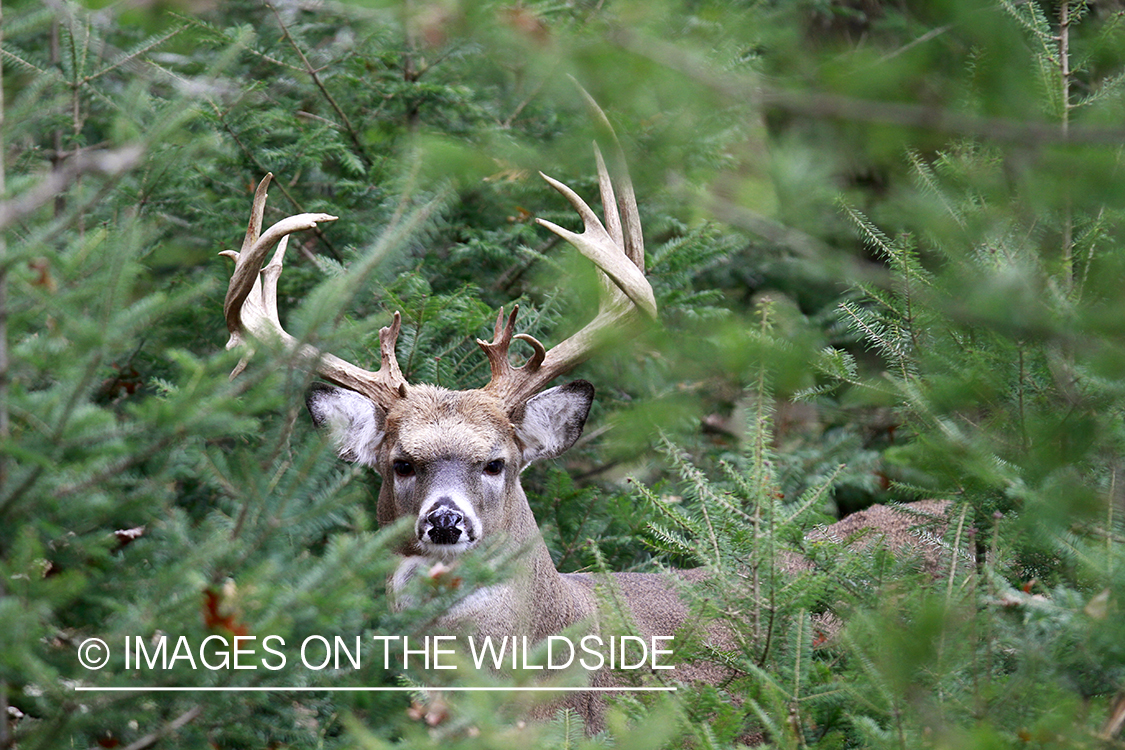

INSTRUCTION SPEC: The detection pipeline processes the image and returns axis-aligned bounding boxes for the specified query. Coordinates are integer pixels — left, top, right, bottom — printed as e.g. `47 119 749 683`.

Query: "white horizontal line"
73 686 677 693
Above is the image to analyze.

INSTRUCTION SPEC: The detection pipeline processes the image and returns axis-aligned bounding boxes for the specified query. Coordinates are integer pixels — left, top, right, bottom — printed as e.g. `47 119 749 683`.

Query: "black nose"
426 509 463 544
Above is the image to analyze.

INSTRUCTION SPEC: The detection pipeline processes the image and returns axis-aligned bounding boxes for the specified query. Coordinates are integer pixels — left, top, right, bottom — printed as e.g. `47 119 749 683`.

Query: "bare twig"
492 236 562 293
1101 689 1125 740
1109 468 1117 580
111 706 202 750
1059 2 1075 289
877 24 955 64
501 72 551 130
267 2 372 167
609 26 1125 147
50 16 64 217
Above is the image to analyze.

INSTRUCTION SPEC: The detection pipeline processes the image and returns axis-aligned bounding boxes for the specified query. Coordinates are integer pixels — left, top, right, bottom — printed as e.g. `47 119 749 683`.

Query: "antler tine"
222 174 410 406
476 306 548 401
376 311 410 399
535 156 656 318
574 81 645 272
595 143 623 252
479 129 656 409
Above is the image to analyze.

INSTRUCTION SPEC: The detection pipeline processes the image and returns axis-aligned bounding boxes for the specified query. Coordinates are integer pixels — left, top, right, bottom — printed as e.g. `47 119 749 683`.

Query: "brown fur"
806 499 953 577
310 381 956 734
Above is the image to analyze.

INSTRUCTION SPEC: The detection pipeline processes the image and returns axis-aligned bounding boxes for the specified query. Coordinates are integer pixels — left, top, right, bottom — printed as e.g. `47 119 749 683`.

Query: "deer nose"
426 508 463 545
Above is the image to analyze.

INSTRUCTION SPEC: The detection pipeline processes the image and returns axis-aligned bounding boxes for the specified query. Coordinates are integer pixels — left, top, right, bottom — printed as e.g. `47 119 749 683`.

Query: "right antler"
478 138 657 410
221 173 409 407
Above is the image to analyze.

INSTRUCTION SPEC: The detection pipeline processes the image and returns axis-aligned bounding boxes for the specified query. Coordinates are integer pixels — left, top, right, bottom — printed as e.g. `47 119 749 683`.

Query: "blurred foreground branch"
0 145 143 232
612 27 1125 147
114 706 202 750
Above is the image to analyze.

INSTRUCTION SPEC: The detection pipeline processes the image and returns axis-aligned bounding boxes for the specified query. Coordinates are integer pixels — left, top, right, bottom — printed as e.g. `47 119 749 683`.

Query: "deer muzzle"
417 496 476 550
426 508 463 544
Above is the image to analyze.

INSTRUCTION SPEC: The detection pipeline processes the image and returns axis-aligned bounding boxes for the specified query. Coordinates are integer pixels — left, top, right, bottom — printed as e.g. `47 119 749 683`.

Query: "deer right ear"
305 382 386 467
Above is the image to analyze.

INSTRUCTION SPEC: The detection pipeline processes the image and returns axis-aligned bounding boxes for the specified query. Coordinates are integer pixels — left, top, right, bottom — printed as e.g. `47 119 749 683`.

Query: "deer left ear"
514 380 594 466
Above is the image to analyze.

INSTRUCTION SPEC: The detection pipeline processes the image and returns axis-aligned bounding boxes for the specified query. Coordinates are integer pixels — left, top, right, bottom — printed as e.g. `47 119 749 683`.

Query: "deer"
220 132 954 733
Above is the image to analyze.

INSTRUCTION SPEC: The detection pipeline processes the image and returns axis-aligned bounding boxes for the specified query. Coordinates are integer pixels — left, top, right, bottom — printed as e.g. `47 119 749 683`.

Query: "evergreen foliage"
4 0 1125 747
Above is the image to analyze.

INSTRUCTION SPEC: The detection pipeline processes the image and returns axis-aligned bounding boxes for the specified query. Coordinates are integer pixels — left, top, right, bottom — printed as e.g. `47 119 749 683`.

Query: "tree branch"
267 2 372 168
109 706 202 750
0 146 144 232
610 25 1125 147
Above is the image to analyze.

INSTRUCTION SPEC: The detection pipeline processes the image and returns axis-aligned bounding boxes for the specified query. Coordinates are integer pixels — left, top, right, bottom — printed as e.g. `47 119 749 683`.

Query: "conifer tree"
4 0 1125 747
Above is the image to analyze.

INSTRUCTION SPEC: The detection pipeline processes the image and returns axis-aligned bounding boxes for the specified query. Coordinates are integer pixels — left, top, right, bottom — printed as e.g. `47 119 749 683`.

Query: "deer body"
221 119 690 721
220 115 950 732
303 376 720 730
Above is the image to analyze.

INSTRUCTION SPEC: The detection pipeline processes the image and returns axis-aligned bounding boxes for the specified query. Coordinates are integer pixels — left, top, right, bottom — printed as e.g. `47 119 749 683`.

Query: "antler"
477 138 657 409
221 173 409 407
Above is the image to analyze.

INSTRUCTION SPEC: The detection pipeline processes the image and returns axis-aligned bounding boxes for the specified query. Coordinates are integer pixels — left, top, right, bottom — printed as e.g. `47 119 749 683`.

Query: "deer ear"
514 380 594 466
305 382 386 467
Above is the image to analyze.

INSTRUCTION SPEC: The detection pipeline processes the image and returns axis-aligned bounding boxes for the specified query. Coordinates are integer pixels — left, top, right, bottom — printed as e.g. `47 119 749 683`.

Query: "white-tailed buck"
221 135 704 724
221 134 952 731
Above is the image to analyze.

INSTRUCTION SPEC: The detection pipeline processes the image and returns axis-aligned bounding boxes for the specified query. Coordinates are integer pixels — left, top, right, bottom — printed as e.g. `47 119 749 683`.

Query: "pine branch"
631 475 709 542
838 301 910 373
85 23 190 84
840 202 894 260
267 2 372 168
660 438 722 566
907 149 965 229
783 465 844 526
998 0 1058 55
645 522 700 562
1074 68 1125 109
0 44 51 75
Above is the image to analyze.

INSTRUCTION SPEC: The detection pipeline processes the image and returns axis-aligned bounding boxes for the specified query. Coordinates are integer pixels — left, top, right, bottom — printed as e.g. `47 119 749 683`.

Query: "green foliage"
5 0 1125 747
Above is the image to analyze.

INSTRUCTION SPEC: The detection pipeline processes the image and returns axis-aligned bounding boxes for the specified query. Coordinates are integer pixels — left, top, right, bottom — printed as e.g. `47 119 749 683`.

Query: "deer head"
222 141 656 564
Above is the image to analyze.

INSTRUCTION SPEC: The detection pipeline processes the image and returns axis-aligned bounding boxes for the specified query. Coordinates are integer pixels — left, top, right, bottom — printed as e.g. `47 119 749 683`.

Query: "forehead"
385 385 514 461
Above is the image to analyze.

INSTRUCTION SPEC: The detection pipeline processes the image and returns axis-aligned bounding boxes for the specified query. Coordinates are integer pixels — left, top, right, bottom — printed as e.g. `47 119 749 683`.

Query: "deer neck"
519 524 598 640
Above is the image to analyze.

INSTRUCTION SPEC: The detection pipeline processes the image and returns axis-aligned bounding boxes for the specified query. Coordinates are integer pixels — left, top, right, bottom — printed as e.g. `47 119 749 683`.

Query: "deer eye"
483 459 504 476
392 460 415 478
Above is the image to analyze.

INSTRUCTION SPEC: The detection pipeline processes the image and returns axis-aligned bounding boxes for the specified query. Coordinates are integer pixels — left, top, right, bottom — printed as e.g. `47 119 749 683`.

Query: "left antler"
221 174 410 407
